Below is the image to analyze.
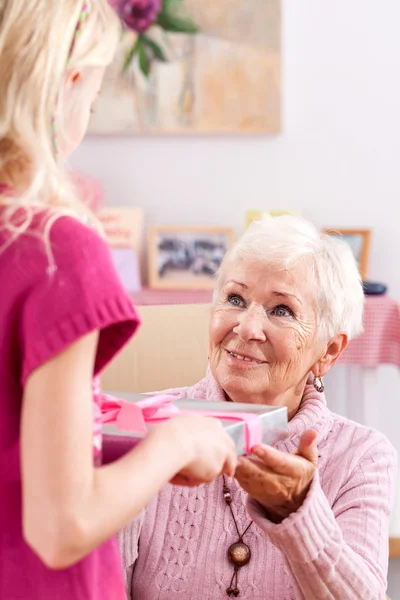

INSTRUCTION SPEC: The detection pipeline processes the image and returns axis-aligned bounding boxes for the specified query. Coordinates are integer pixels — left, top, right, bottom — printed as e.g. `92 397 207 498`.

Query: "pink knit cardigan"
119 369 397 600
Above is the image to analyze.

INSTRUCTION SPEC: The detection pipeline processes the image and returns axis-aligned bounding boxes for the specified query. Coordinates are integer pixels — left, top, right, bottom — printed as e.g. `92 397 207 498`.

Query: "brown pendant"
228 542 251 568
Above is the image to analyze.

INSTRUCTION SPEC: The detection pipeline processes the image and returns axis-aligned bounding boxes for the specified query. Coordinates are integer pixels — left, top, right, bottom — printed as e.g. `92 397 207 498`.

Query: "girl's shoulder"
0 208 109 280
0 206 102 251
0 207 140 384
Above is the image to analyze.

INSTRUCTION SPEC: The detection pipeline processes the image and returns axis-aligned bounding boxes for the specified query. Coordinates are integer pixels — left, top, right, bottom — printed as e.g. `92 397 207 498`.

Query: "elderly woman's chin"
210 351 275 405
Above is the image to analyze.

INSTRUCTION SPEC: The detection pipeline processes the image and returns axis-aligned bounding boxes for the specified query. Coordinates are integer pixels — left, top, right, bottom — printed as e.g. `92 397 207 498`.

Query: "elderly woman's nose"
233 306 266 341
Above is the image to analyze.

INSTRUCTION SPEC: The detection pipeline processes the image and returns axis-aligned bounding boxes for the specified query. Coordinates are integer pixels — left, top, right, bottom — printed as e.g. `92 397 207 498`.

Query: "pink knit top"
120 369 397 600
0 210 140 600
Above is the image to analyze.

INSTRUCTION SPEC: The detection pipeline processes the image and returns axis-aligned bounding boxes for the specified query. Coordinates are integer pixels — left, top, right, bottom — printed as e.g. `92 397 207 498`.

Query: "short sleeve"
20 216 140 385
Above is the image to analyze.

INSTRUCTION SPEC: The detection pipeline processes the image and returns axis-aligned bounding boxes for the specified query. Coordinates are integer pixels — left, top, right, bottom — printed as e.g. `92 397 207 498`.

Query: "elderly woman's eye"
227 294 244 307
273 304 293 318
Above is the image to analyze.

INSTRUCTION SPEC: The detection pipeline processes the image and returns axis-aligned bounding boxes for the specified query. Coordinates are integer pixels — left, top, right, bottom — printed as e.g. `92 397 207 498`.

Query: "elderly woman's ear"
313 333 348 378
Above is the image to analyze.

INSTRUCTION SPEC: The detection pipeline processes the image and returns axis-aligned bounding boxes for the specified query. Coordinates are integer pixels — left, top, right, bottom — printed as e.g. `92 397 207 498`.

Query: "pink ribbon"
0 184 12 195
101 393 263 454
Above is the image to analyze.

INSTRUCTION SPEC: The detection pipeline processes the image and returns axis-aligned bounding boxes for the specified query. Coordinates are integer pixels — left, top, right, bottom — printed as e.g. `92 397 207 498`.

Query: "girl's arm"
21 331 236 569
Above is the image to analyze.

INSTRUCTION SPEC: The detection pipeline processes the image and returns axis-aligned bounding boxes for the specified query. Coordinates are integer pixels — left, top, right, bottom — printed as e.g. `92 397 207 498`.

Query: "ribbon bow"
101 394 263 454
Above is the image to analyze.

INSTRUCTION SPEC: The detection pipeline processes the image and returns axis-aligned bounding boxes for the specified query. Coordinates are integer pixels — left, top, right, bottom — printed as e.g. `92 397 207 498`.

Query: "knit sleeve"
247 434 397 600
118 512 145 600
20 216 140 384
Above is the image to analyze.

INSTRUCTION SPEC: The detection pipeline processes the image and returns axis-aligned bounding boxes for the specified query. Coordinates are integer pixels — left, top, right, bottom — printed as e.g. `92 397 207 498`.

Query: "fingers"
170 474 202 487
173 427 238 486
169 474 192 486
222 451 238 478
227 435 239 475
235 455 272 484
296 429 318 466
251 444 293 475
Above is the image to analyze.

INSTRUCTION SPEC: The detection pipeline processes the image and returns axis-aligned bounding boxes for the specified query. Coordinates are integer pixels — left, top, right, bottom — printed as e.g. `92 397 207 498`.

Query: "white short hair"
214 214 364 342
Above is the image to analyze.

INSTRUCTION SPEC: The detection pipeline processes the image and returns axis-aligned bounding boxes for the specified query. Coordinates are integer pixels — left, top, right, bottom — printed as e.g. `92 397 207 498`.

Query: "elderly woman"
119 216 396 600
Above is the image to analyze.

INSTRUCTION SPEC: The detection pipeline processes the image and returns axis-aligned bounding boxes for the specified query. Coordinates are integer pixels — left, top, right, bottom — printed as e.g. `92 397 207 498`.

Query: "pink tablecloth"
339 296 400 368
131 290 400 369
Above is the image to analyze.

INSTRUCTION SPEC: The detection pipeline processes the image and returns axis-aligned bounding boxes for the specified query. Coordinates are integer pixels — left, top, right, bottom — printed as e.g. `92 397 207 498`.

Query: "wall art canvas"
90 0 281 135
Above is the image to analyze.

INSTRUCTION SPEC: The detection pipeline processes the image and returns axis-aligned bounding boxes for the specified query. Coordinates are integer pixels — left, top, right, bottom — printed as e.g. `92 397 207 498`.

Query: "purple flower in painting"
112 0 162 33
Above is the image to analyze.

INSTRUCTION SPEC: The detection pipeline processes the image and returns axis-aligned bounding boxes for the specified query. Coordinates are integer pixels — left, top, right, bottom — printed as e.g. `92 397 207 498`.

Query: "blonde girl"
0 2 237 599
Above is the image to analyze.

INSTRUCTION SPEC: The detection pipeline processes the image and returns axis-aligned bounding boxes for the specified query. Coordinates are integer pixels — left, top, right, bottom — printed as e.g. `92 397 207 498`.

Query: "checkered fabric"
339 296 400 367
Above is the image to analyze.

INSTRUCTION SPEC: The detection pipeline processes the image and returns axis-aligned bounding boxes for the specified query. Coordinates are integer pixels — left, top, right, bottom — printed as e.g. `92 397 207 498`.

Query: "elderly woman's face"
209 259 325 412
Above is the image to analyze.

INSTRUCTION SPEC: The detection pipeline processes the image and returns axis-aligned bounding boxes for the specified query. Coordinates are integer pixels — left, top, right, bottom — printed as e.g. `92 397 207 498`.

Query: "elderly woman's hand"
235 430 318 523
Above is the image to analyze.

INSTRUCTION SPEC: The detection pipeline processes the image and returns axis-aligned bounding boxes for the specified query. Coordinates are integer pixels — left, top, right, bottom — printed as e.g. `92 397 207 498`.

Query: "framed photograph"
323 229 371 279
149 226 235 290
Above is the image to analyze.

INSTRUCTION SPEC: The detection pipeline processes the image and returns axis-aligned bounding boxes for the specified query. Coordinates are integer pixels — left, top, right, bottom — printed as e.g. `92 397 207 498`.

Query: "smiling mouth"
225 349 267 365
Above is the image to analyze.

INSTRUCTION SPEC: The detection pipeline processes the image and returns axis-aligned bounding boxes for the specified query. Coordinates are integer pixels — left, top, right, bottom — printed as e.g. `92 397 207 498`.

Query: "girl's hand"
234 430 318 522
157 415 238 487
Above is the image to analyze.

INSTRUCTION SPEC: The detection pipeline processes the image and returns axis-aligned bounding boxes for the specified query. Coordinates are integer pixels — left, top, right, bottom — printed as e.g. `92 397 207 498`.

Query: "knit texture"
0 211 140 600
120 368 397 600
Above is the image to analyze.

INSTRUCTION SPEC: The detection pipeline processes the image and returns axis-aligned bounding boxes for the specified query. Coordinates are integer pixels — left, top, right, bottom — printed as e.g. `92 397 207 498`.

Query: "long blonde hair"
0 0 120 228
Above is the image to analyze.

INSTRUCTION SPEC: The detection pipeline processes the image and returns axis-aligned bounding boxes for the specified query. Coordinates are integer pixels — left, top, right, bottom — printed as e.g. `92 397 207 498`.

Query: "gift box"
101 392 288 463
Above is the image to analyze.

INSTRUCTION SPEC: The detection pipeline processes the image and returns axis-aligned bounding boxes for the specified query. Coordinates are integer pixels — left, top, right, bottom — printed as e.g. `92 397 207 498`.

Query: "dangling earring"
313 375 324 393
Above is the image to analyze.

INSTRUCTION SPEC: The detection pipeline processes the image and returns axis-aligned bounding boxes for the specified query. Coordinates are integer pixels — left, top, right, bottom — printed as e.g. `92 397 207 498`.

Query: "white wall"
71 2 400 595
71 0 400 297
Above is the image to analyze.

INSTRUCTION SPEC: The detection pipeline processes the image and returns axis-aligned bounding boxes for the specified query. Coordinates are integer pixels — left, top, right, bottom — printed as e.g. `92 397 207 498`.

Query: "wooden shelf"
389 537 400 558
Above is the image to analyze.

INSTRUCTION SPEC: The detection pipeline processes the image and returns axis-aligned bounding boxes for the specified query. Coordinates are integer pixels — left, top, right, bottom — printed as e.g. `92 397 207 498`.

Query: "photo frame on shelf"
245 209 300 229
148 225 235 290
98 207 144 253
98 207 144 292
323 228 371 280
